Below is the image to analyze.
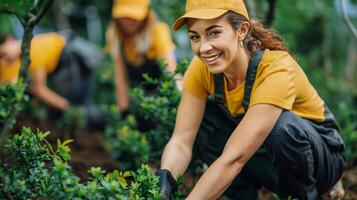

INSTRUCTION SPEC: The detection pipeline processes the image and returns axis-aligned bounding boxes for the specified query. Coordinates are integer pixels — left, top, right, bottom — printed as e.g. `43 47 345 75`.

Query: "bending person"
106 0 180 115
155 0 346 199
0 31 105 129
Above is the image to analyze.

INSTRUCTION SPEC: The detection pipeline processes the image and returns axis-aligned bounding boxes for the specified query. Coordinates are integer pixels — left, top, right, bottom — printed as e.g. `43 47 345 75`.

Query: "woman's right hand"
155 169 178 200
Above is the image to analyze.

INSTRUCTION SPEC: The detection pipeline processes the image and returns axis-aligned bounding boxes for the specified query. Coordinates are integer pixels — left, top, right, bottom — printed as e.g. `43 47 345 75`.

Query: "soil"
11 117 120 181
7 117 357 199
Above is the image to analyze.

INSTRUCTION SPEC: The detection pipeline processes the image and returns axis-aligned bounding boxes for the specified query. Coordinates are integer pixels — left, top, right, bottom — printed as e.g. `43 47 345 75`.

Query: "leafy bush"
101 60 188 168
57 106 87 138
131 59 188 160
0 127 168 199
0 81 26 127
0 80 26 142
103 109 150 170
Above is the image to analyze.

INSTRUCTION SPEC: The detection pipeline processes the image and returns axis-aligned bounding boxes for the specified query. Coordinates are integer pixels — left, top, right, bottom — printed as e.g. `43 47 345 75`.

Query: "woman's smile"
202 52 223 65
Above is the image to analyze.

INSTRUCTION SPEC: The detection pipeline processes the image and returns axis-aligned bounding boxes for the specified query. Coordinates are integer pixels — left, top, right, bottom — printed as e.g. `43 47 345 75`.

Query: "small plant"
0 80 26 145
103 106 150 170
57 106 87 139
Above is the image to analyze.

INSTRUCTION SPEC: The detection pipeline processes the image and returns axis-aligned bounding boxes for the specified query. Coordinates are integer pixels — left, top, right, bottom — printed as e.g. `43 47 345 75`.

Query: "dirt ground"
11 118 357 199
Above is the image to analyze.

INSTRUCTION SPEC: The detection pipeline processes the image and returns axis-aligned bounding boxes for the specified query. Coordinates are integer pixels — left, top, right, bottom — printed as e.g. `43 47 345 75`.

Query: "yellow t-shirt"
0 33 66 84
106 22 175 65
183 49 325 122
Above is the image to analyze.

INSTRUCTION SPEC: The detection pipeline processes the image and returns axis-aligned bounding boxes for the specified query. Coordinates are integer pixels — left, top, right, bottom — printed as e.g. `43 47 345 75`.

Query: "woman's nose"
199 42 213 53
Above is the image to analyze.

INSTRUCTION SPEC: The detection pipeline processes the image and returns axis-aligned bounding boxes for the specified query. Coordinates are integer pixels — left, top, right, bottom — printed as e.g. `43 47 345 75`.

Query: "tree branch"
339 0 357 40
29 0 54 26
0 7 25 25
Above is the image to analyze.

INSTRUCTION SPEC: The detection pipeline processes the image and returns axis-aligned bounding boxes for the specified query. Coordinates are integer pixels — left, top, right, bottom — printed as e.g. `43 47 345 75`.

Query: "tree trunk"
265 0 276 26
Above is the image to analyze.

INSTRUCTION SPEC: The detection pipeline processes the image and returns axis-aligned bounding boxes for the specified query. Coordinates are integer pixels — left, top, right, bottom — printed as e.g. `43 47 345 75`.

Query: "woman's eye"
209 31 220 37
189 35 199 41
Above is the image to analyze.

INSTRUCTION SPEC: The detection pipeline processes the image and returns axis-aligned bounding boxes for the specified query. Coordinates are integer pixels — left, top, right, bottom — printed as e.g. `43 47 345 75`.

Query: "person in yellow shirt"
155 0 346 199
106 0 180 116
0 31 105 128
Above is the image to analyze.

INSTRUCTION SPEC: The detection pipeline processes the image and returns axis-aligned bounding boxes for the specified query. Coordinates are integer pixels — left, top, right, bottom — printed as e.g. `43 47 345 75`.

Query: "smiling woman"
154 0 347 200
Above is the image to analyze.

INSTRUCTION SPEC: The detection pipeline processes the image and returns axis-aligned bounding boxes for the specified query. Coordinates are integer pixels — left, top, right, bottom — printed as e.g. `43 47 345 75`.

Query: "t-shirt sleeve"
152 23 176 56
183 56 210 99
250 52 297 110
29 38 49 73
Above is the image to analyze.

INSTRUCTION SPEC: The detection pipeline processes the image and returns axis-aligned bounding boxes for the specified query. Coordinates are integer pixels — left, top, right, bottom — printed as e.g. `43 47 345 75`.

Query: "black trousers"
265 111 346 199
225 111 346 200
196 109 346 200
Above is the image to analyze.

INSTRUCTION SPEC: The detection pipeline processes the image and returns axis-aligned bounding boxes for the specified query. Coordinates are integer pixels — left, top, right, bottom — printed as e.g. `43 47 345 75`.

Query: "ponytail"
225 11 289 53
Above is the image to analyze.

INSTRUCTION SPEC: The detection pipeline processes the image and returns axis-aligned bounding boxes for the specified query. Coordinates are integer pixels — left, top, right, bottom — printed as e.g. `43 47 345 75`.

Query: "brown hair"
225 11 289 53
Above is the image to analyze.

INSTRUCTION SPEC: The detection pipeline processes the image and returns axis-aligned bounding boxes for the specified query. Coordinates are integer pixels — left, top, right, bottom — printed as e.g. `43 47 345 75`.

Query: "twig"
0 7 25 25
339 0 357 40
29 0 54 26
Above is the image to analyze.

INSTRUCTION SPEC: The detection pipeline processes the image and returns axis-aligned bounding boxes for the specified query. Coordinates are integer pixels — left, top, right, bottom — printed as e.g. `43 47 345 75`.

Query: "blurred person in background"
0 31 106 130
106 0 180 118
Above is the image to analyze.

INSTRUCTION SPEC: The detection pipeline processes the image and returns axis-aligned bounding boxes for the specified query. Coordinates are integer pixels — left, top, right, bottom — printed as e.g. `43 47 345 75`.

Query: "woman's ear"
238 21 250 40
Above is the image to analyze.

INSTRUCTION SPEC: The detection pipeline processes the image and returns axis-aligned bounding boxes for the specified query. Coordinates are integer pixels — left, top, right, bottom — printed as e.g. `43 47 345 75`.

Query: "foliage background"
1 0 356 166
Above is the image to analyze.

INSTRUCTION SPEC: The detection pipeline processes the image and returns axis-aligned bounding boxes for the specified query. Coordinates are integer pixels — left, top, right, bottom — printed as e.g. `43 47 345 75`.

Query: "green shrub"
103 111 150 170
0 127 177 199
131 59 188 160
0 80 26 143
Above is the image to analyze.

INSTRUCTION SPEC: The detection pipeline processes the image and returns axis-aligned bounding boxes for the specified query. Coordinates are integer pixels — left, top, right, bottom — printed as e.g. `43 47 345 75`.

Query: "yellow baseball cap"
112 0 150 20
173 0 249 31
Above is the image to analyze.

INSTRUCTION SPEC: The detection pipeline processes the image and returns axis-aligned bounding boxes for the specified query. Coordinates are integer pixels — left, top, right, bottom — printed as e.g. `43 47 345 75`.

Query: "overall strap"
213 50 264 109
213 73 225 103
242 50 264 111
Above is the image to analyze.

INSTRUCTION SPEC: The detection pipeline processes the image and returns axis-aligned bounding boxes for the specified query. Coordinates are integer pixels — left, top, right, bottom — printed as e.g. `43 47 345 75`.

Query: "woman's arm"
29 68 69 111
187 104 283 200
113 54 129 112
160 90 206 178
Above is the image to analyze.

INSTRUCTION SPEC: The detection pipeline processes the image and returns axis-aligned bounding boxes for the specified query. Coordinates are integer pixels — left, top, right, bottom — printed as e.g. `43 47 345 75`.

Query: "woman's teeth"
205 54 220 62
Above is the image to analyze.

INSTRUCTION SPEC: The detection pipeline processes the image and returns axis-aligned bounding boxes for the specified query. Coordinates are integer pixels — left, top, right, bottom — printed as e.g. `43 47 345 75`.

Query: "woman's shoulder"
262 49 293 63
260 49 298 70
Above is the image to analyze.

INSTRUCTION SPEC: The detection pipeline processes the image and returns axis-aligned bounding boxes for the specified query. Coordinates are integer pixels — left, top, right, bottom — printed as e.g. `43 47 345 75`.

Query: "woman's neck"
224 50 250 91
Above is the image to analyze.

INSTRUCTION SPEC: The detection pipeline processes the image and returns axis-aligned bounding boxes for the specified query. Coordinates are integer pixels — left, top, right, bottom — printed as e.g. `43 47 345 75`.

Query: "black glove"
155 169 178 200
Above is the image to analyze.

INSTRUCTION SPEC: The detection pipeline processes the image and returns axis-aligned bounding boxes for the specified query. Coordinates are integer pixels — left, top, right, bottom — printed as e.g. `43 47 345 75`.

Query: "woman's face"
187 16 240 74
0 38 21 64
115 17 143 35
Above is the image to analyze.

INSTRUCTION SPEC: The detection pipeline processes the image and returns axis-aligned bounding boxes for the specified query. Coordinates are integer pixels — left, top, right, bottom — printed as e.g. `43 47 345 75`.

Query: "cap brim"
112 5 148 20
173 9 228 31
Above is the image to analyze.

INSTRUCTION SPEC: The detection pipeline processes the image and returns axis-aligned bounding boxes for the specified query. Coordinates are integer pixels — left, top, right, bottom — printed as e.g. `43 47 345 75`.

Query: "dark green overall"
194 50 279 199
120 45 162 131
121 45 162 91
